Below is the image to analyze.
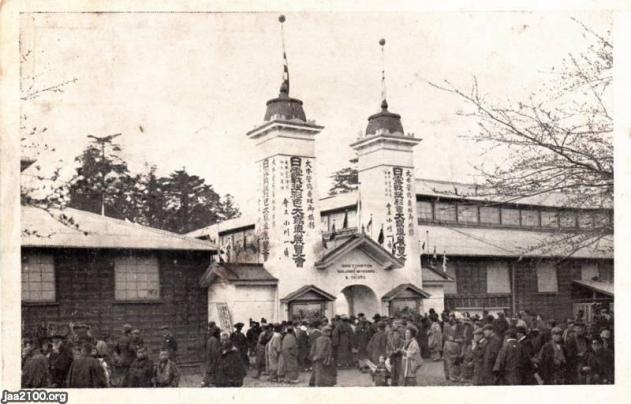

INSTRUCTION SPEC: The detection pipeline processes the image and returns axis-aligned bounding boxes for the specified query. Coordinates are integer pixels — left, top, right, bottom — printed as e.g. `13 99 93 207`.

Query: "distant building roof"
319 192 358 212
422 265 455 284
415 178 612 209
186 216 255 239
22 205 216 251
382 283 431 301
280 284 336 303
199 263 277 287
420 224 612 259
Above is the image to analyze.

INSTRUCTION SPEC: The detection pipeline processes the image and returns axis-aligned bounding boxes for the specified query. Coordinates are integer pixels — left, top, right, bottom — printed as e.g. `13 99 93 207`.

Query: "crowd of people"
21 306 614 388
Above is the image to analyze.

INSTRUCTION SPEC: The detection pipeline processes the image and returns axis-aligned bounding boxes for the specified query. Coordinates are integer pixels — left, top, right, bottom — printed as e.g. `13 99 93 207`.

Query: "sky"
20 11 613 217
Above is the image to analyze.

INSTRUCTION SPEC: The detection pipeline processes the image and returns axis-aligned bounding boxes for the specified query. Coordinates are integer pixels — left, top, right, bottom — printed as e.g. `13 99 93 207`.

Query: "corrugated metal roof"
420 224 612 259
22 205 216 251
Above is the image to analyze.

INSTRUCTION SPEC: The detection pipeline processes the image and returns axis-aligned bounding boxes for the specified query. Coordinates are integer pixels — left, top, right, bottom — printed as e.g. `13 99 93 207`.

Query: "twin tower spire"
266 15 403 136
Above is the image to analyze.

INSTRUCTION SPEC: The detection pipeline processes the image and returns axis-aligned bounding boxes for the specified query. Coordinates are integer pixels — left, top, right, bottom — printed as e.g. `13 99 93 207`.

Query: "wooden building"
21 205 215 365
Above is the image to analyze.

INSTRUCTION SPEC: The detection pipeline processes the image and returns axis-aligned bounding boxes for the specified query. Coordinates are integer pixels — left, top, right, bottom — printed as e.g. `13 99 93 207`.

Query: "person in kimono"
428 318 443 361
281 326 300 383
400 326 423 386
310 325 337 386
266 324 283 382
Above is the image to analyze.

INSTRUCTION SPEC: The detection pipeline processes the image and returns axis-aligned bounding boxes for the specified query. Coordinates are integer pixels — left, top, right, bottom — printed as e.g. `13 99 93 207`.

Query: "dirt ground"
179 359 461 387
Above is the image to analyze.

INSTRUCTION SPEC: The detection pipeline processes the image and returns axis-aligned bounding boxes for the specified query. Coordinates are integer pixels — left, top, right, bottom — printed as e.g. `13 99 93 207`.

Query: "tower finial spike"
379 38 387 109
279 15 289 96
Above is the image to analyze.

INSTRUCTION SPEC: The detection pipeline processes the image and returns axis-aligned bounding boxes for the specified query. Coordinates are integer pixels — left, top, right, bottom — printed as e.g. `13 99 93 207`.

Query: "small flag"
329 222 337 241
219 249 225 263
322 234 328 249
366 215 373 235
343 210 348 229
433 246 437 260
377 225 384 245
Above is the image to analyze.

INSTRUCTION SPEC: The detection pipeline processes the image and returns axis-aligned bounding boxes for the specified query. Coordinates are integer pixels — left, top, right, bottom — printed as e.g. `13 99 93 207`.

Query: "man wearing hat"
66 342 107 388
231 322 249 369
481 324 502 385
49 331 73 388
246 320 262 364
493 328 522 385
566 321 590 384
310 325 337 386
160 325 178 363
516 326 536 385
113 324 135 387
130 329 145 355
22 337 51 388
469 327 486 385
583 336 613 384
537 326 568 384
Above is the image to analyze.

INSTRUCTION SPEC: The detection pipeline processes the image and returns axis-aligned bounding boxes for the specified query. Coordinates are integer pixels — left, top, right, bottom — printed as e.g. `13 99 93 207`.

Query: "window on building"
560 211 577 228
593 211 611 228
578 212 593 229
541 210 559 228
479 206 500 225
22 253 55 302
417 201 433 221
115 255 160 300
457 204 479 224
521 209 540 227
581 263 600 281
500 208 520 226
346 209 358 229
486 262 511 294
536 263 558 293
435 202 457 222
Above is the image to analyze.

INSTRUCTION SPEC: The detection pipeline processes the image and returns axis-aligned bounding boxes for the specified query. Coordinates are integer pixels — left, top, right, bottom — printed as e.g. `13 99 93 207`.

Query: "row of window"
444 262 612 295
418 199 611 229
22 253 160 303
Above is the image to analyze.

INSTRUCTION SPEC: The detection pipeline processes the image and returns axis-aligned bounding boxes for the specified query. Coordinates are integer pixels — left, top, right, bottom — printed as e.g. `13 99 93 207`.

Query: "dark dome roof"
263 82 307 122
365 100 404 136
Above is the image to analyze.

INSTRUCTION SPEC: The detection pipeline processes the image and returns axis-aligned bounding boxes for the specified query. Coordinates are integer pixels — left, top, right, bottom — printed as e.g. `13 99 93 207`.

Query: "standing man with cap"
161 325 178 364
49 330 73 388
493 328 522 385
470 327 487 385
482 324 502 385
231 322 249 369
113 323 134 387
516 326 536 384
536 326 568 384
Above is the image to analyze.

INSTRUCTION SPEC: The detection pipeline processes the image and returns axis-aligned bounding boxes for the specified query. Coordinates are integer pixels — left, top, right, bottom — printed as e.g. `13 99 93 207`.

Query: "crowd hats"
551 326 563 334
234 322 244 329
473 327 484 335
123 323 133 332
482 324 495 331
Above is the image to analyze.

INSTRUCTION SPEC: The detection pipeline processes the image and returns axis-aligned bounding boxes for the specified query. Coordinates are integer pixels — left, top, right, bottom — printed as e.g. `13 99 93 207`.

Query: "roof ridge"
59 207 215 247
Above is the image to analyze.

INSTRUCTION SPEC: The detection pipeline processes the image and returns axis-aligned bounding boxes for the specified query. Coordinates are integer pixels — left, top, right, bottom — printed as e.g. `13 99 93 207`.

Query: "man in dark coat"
493 328 522 385
253 324 273 379
367 321 388 365
49 336 73 388
310 325 337 386
204 323 222 386
516 326 536 385
353 319 372 371
387 320 405 386
583 336 613 384
215 331 246 387
307 321 322 386
566 322 590 384
160 326 178 364
66 343 107 388
129 329 145 355
537 326 567 385
332 317 354 368
482 324 502 385
124 346 154 387
231 323 249 369
113 324 135 387
155 349 181 387
246 320 262 359
22 339 51 388
296 321 310 371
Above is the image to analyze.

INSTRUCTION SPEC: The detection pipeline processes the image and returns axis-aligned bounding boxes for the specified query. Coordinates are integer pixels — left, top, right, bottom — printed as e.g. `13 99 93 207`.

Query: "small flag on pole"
343 210 348 229
433 246 437 260
330 222 337 241
442 251 448 272
366 215 373 236
377 225 384 245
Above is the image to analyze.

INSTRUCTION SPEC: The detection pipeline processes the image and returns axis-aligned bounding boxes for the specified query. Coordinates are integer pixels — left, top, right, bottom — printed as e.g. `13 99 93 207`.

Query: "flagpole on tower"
379 38 387 105
279 15 289 95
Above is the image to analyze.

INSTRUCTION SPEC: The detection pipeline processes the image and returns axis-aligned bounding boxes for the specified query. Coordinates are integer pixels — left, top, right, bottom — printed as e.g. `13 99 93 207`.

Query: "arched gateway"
336 285 379 317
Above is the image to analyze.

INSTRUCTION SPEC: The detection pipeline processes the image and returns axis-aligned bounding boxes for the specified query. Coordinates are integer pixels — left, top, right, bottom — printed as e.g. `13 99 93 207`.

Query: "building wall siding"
21 247 210 365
